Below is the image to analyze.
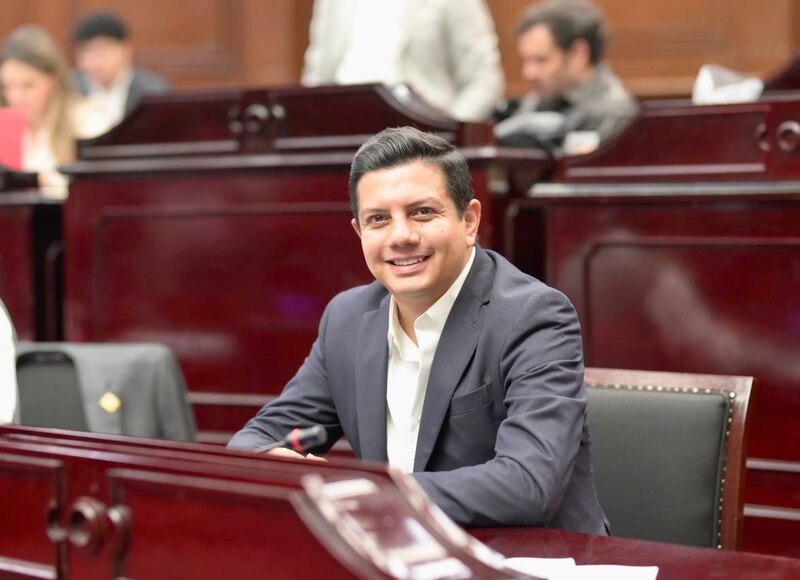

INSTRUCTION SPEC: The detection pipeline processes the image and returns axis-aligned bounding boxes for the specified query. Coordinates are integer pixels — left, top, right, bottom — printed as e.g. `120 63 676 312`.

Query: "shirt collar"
387 246 476 351
86 67 135 96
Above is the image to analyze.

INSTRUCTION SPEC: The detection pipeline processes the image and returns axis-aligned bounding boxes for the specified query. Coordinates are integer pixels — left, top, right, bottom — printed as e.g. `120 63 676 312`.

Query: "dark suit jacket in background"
74 68 171 114
17 341 196 441
228 247 609 534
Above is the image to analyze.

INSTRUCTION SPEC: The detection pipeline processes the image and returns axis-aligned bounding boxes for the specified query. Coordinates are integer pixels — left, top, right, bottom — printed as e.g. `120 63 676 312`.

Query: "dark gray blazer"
228 248 609 534
74 68 171 114
16 342 195 441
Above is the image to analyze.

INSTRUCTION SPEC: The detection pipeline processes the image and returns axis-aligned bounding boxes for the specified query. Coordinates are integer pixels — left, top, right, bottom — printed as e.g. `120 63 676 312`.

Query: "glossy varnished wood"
517 180 800 555
3 426 800 579
472 527 800 579
0 192 62 340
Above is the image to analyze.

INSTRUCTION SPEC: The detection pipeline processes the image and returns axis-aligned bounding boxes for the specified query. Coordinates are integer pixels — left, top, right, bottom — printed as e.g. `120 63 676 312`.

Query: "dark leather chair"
17 349 88 431
584 367 753 550
16 342 197 442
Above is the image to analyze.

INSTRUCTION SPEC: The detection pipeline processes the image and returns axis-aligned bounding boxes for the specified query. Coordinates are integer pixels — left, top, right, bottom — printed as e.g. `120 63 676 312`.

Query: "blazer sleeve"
413 288 587 526
443 0 505 121
226 296 344 451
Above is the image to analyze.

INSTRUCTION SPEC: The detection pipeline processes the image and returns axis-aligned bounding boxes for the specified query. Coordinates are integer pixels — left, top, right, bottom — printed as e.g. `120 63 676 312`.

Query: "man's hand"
265 447 327 462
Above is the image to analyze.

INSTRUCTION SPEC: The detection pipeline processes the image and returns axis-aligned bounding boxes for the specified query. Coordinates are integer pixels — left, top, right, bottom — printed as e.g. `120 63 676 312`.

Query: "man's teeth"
394 257 424 266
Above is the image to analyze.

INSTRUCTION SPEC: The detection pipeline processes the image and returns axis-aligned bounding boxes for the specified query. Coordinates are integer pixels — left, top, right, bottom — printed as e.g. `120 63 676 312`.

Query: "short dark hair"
73 11 129 43
517 0 608 65
349 127 473 221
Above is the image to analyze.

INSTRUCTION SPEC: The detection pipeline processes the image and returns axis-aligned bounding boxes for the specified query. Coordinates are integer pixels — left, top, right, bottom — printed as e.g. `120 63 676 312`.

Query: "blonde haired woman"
0 25 109 197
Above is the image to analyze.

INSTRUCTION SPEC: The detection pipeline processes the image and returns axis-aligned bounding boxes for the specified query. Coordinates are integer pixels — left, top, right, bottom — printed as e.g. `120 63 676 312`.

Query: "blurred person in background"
0 25 109 197
73 11 171 127
495 0 638 155
301 0 504 122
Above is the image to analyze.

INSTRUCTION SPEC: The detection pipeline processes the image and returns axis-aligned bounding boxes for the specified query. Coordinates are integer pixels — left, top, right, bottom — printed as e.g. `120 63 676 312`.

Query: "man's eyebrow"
359 196 444 216
358 206 385 216
406 196 444 208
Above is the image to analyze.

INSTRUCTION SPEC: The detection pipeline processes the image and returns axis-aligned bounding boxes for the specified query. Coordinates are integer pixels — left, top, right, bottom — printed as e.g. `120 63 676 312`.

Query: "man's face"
75 37 132 88
0 59 57 126
352 160 480 320
518 24 580 99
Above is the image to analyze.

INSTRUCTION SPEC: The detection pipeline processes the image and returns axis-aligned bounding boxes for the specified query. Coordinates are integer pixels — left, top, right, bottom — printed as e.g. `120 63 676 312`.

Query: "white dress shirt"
83 68 134 127
0 301 17 424
386 247 476 473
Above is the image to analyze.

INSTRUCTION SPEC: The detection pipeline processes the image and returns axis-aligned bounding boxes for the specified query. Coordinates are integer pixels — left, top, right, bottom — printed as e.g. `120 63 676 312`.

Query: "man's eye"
365 215 387 225
415 207 434 216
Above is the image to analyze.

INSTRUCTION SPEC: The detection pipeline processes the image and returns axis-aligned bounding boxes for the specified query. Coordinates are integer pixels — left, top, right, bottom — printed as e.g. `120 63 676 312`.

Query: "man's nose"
387 217 419 246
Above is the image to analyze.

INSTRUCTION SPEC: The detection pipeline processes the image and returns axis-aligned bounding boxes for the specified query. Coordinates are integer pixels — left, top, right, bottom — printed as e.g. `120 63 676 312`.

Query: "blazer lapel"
355 296 390 462
413 249 494 471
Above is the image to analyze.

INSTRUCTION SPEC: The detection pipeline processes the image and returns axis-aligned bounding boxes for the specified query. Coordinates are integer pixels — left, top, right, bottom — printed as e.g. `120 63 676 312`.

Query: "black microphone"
255 425 328 455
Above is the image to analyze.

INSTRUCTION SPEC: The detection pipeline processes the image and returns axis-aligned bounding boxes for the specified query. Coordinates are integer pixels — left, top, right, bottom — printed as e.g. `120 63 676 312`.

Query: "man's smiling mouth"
391 256 427 266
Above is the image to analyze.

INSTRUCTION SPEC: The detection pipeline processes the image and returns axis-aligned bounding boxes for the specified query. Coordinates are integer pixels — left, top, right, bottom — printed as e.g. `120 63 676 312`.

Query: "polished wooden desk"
474 527 800 579
3 426 799 579
557 93 800 182
0 425 527 579
61 84 550 444
0 191 62 340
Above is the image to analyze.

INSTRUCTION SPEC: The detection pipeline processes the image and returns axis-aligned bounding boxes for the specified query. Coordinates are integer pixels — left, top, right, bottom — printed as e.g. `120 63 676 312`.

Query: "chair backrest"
584 367 753 550
16 350 89 430
15 342 196 442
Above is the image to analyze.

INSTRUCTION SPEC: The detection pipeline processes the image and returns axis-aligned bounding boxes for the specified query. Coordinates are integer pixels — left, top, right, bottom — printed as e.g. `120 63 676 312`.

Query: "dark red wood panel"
0 453 63 577
514 186 800 557
93 206 366 395
742 516 800 559
0 204 35 338
558 97 800 183
541 197 800 463
0 195 62 340
107 472 356 579
746 466 800 510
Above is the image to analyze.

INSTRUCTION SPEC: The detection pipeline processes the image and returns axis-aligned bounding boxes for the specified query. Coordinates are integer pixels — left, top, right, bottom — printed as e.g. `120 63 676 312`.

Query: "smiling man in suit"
228 126 608 533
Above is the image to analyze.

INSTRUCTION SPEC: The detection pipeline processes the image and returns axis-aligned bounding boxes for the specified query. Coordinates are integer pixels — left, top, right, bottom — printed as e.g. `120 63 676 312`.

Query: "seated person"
496 0 638 155
72 11 171 126
0 299 17 424
0 25 110 197
228 126 609 533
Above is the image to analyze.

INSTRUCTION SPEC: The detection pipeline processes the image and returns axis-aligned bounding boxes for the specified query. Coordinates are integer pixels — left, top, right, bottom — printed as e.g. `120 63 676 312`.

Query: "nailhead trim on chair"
585 381 737 549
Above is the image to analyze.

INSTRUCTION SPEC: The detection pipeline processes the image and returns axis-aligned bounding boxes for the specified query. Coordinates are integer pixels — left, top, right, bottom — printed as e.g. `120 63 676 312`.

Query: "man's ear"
351 217 362 239
569 38 591 68
464 199 481 244
122 41 135 64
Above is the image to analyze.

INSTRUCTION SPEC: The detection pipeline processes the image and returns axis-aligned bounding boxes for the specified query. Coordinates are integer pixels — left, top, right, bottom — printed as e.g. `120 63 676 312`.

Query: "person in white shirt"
228 127 609 534
0 25 110 198
0 299 18 424
72 11 171 127
302 0 505 122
